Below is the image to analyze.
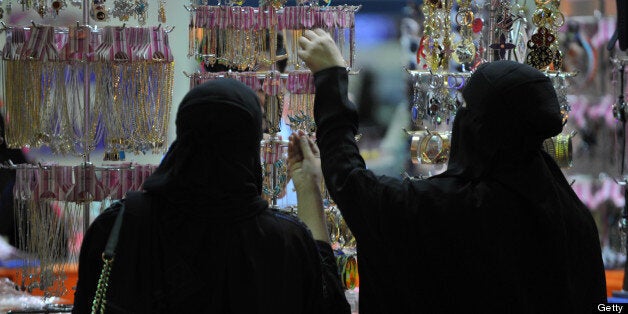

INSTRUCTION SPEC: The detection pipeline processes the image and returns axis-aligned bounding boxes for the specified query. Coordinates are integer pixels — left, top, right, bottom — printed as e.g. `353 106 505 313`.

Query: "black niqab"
142 78 267 221
445 60 563 180
439 60 569 206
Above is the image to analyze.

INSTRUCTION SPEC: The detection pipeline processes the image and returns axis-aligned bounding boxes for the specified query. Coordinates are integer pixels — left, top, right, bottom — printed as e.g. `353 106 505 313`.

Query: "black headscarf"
435 60 574 210
142 78 268 222
444 60 563 180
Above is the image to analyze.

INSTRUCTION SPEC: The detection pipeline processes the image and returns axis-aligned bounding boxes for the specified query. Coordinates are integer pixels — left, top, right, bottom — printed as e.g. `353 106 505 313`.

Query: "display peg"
405 68 472 79
540 70 578 79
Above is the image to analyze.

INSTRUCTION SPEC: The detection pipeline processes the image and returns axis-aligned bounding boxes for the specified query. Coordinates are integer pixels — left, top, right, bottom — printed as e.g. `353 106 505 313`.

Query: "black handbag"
90 192 147 314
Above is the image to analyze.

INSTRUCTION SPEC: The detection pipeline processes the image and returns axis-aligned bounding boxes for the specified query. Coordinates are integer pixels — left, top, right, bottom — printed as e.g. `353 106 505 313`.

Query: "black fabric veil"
445 60 563 179
438 60 566 204
142 78 268 221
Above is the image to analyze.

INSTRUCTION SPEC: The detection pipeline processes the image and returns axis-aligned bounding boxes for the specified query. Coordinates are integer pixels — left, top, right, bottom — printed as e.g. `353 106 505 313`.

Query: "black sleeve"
72 205 121 314
315 240 351 314
313 67 418 244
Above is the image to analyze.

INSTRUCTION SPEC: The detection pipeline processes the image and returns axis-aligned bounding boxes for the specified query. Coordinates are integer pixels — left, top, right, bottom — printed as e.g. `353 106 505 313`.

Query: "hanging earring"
51 0 64 16
157 0 166 23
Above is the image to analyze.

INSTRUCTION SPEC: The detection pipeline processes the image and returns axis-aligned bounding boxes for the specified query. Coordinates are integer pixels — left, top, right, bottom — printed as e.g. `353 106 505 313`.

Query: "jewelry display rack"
0 0 174 300
184 1 358 205
405 0 576 169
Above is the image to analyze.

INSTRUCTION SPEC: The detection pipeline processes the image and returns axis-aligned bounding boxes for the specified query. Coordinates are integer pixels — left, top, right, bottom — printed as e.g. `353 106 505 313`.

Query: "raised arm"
297 29 416 243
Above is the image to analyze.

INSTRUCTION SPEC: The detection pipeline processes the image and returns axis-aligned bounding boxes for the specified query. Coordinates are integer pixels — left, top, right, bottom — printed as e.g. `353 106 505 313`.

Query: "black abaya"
313 63 607 314
73 79 349 314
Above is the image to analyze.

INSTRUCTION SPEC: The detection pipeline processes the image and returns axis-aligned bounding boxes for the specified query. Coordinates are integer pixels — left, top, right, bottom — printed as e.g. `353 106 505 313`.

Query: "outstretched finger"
307 137 320 157
313 28 328 37
298 134 316 160
298 35 311 50
287 134 303 163
302 29 317 40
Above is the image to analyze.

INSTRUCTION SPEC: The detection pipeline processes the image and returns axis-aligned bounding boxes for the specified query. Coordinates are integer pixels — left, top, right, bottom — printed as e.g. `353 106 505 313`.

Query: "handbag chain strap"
91 254 114 313
90 198 128 314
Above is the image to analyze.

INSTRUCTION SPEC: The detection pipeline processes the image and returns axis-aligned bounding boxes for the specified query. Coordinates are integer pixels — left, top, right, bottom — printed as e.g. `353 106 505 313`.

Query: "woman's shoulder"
86 201 125 236
256 208 316 239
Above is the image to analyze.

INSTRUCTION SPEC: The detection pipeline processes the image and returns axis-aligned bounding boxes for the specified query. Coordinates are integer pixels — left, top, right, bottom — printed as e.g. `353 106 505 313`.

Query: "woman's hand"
297 29 346 74
288 130 323 193
287 130 329 243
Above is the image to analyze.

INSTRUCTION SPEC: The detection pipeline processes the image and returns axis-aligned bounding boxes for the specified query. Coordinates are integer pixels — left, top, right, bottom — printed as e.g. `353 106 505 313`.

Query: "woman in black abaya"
297 28 606 314
73 79 349 314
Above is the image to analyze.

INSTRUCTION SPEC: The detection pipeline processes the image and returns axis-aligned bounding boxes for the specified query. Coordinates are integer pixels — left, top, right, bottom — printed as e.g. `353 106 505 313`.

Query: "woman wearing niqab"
311 59 607 313
73 79 350 314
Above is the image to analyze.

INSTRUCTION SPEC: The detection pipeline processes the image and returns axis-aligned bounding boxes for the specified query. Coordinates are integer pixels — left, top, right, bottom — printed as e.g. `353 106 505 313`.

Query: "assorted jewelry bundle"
323 190 357 287
260 137 288 205
410 72 467 128
325 205 355 249
188 4 358 72
525 0 564 70
549 71 576 124
1 24 175 159
109 0 150 24
0 0 67 18
411 0 473 133
451 0 478 66
408 0 574 168
487 0 517 61
0 0 155 23
285 71 315 132
262 72 284 134
260 73 286 206
11 163 156 297
417 0 453 72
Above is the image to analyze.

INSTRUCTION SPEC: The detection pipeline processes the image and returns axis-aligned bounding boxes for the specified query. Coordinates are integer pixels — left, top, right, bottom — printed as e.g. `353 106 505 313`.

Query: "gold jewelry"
542 132 573 168
158 0 166 23
338 214 355 248
420 0 453 72
554 133 573 168
325 206 341 244
452 0 475 64
526 0 564 70
409 130 451 164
